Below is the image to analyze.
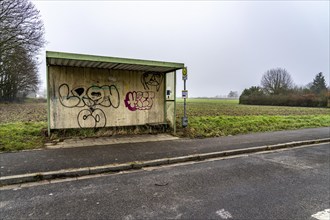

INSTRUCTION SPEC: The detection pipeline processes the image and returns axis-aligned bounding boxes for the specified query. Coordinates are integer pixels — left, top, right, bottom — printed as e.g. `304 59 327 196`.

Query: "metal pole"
182 67 188 128
183 79 187 119
46 64 51 137
182 77 188 128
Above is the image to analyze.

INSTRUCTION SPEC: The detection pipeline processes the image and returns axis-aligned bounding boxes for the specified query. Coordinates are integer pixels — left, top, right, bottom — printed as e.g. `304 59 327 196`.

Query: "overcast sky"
33 0 329 97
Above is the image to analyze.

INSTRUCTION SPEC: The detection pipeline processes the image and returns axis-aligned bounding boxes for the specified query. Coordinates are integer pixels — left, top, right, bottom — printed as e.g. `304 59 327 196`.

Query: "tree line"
0 0 45 102
240 68 329 107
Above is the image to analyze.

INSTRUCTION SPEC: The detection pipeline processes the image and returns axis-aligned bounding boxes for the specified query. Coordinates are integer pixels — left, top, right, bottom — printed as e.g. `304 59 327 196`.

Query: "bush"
241 86 264 96
239 93 329 107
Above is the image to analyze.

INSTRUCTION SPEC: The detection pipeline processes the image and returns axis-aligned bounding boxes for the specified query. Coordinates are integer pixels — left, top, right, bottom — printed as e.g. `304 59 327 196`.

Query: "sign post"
182 67 188 128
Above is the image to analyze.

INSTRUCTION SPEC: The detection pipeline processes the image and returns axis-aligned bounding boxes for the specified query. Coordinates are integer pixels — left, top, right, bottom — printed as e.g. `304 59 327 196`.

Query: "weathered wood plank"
49 66 165 129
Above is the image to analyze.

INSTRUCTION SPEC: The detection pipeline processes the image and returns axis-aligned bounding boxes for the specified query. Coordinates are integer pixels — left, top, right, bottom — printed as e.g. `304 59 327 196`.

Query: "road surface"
1 143 329 219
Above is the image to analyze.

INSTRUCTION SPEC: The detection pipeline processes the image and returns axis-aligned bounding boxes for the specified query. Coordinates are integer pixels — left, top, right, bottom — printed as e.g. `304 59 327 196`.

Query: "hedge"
239 93 329 107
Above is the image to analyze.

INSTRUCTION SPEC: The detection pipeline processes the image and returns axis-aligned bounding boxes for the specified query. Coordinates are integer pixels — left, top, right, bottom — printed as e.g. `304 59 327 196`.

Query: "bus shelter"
46 51 184 135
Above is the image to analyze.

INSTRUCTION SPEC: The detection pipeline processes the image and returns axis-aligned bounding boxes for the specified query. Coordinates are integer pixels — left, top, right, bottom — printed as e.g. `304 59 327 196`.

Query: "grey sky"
33 1 329 97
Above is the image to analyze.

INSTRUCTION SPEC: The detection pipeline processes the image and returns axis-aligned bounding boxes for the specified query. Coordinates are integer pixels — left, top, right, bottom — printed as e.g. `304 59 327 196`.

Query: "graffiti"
58 84 120 128
58 84 120 108
141 72 163 92
124 91 155 111
77 108 106 128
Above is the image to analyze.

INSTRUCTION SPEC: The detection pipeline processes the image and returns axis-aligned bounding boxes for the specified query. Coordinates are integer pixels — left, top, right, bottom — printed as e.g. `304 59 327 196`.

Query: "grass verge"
1 99 329 152
0 122 47 152
184 115 330 137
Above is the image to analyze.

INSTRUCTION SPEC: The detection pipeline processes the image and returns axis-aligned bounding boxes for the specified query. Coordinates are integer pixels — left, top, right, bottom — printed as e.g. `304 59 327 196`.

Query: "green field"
0 99 329 151
176 99 330 137
0 103 47 151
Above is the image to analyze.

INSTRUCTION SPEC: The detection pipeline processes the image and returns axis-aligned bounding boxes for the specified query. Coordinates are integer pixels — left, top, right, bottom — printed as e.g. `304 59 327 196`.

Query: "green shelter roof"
46 51 184 73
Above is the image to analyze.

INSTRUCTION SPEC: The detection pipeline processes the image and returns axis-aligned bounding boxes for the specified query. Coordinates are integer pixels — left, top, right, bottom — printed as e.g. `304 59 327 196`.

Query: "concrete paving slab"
46 134 179 149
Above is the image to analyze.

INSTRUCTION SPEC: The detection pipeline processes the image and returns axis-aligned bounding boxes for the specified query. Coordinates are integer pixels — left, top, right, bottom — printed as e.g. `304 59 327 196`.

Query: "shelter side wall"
166 102 175 126
49 66 165 129
165 71 176 129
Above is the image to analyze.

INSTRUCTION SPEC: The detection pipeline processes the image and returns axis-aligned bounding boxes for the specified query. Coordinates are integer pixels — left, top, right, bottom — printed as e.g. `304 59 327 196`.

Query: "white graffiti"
124 91 155 111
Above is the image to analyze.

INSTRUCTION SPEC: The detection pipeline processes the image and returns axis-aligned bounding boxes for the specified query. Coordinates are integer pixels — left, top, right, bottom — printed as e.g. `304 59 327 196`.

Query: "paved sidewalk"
45 134 179 149
1 127 329 179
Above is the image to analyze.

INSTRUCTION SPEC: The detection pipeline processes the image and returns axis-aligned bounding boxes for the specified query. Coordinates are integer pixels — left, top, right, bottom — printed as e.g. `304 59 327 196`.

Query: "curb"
1 138 329 186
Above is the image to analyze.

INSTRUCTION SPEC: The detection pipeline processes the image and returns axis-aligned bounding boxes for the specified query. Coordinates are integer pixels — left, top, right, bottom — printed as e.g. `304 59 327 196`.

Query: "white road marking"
216 209 232 219
312 209 330 220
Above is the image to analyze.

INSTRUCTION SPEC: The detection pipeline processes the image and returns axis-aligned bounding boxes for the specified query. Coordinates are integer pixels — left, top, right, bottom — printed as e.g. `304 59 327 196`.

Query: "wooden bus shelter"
46 51 184 136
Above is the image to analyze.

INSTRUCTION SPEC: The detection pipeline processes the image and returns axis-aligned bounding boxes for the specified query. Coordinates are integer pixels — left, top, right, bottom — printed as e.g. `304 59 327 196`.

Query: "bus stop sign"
182 67 188 80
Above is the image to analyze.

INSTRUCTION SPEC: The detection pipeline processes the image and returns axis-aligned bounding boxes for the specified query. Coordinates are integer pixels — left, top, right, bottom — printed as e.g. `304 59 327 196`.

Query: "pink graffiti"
124 91 155 111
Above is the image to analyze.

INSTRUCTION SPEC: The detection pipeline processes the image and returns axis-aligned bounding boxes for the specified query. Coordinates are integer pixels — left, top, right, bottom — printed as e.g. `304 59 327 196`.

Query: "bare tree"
2 46 39 100
227 91 238 98
0 0 45 101
261 68 294 95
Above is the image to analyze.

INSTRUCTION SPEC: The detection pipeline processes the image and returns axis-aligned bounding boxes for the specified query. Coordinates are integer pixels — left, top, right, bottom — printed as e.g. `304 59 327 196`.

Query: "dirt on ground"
0 103 47 124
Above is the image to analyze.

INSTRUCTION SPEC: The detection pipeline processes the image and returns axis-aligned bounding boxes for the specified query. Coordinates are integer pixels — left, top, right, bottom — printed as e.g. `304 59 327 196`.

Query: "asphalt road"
1 143 329 220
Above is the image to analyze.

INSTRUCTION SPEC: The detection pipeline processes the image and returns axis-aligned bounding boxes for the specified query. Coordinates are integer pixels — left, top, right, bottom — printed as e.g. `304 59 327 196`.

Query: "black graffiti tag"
141 72 163 92
58 84 120 128
77 108 106 128
58 84 120 108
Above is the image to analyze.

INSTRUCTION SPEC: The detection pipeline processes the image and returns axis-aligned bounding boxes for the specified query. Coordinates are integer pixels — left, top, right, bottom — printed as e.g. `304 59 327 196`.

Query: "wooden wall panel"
166 102 175 126
165 71 176 128
49 66 165 129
